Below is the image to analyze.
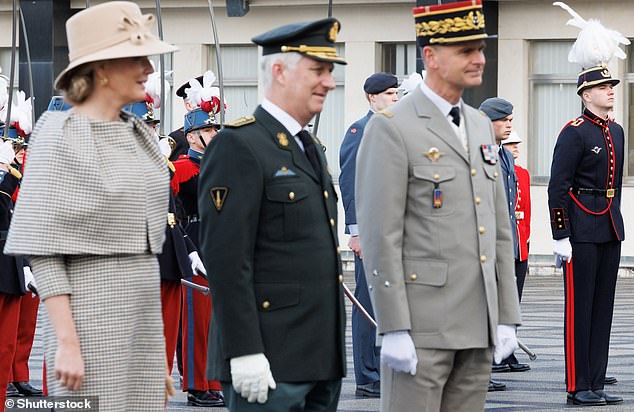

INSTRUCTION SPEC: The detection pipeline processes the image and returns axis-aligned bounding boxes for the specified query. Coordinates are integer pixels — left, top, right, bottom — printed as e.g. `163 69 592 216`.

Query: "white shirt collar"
261 98 304 136
419 81 463 118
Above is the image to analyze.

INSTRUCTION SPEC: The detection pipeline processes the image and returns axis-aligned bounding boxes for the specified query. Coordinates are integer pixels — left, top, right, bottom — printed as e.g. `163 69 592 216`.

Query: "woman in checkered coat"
4 3 178 411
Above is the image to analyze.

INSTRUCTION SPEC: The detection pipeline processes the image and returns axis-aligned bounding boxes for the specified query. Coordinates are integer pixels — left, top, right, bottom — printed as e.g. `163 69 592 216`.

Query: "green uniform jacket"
198 105 346 382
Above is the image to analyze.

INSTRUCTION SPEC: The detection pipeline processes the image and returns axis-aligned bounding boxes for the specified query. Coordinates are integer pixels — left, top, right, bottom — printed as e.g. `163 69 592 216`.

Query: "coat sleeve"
548 124 584 240
356 114 411 334
197 130 265 359
30 256 71 300
338 124 362 233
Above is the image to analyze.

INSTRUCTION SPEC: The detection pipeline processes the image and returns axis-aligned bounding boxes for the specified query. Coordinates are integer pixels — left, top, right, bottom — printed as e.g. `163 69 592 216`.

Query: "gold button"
558 218 562 222
324 190 329 199
494 172 499 177
262 301 271 310
289 191 295 200
475 196 481 205
471 168 477 176
336 247 340 253
479 226 486 234
338 274 343 283
433 174 440 180
480 255 487 263
410 273 417 281
330 218 335 226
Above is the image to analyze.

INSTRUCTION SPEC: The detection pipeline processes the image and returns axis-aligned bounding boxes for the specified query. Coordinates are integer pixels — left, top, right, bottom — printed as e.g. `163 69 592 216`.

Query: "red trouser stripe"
565 259 576 392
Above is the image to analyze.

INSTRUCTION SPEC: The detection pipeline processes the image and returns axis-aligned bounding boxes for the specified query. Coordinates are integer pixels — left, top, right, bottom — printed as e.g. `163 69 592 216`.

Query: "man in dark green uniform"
198 18 347 412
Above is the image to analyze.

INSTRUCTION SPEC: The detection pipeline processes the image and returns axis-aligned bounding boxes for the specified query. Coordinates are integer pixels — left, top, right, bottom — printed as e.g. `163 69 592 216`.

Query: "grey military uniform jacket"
356 86 521 350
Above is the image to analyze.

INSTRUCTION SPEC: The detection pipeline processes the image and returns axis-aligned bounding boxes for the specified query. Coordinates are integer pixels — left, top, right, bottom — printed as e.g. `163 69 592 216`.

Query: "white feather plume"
398 72 424 95
184 70 221 108
10 90 33 136
553 1 630 68
0 67 9 118
145 70 172 109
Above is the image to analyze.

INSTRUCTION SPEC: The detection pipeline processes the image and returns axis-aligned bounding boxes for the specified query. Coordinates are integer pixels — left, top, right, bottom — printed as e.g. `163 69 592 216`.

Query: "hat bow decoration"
118 12 155 46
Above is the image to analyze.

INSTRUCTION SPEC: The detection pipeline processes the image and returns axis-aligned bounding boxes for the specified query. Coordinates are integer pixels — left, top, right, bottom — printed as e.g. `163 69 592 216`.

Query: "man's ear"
271 61 286 85
422 46 436 70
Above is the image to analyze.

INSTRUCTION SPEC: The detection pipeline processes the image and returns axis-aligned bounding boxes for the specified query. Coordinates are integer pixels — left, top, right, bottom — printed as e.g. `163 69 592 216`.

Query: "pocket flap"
413 166 456 183
483 165 499 181
265 183 308 203
254 282 300 311
403 259 448 287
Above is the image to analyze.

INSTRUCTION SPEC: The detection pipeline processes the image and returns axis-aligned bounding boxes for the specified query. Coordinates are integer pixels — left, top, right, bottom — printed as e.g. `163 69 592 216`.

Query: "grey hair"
260 52 303 93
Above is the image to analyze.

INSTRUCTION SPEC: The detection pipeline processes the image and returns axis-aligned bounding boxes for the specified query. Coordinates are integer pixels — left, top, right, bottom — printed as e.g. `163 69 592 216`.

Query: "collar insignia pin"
277 132 289 147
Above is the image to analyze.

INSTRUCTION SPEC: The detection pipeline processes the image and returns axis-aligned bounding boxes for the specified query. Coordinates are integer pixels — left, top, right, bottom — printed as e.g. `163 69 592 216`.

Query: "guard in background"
549 4 627 406
339 71 398 398
480 98 530 376
548 66 624 407
172 103 223 407
0 130 32 410
502 131 531 300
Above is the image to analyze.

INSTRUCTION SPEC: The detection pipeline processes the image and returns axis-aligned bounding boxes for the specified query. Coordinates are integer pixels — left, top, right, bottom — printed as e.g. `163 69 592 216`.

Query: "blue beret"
479 98 513 121
363 72 398 94
123 101 159 124
47 96 73 112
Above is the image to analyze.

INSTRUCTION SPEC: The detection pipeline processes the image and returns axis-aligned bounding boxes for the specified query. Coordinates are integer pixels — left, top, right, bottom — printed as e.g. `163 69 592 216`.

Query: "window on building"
529 41 580 180
207 45 259 121
149 53 174 133
312 44 345 180
382 42 418 81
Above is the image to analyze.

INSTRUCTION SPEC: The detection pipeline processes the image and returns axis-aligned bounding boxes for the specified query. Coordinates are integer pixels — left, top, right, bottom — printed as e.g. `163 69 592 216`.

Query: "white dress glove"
230 353 276 404
23 266 36 291
381 331 417 375
553 237 572 266
188 251 206 276
494 324 518 364
158 138 172 157
0 141 15 164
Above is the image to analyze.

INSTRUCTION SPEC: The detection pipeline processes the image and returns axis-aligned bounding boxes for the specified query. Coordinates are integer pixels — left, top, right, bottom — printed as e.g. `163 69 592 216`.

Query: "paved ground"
26 273 634 411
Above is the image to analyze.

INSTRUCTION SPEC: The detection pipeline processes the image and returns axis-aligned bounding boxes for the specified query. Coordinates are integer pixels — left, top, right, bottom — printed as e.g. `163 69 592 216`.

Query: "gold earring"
100 77 109 86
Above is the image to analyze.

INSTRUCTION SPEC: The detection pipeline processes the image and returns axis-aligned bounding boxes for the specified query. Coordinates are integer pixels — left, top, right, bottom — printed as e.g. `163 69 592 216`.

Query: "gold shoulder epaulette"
569 118 584 127
377 109 393 118
225 115 256 128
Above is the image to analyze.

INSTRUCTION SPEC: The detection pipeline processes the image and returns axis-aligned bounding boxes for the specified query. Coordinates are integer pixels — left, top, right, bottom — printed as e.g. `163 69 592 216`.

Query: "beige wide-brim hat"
55 1 178 90
501 130 522 145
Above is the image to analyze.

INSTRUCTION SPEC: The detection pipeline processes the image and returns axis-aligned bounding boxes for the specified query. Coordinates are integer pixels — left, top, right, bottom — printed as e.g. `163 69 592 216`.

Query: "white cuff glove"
158 138 172 157
23 266 36 291
494 324 518 364
230 353 276 404
380 331 417 376
553 237 572 267
0 141 15 164
188 251 206 276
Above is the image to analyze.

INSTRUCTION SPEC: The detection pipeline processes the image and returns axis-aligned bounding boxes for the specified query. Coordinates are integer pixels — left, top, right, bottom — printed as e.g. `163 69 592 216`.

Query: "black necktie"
297 130 322 177
449 106 460 127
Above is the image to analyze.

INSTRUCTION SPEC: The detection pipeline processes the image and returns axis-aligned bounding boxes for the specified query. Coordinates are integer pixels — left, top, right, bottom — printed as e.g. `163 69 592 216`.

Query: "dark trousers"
222 380 341 412
352 255 380 385
563 241 620 393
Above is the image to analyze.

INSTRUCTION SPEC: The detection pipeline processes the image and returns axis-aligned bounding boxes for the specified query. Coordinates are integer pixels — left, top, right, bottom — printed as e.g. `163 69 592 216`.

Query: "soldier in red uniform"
501 131 530 300
172 103 223 407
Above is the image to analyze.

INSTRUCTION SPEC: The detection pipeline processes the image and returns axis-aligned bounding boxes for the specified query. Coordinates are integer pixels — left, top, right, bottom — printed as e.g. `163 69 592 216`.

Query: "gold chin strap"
8 165 22 180
280 45 344 62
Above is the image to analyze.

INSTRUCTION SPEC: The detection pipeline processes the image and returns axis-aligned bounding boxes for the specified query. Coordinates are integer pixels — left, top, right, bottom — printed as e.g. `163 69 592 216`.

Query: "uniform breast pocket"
411 165 457 216
264 182 315 241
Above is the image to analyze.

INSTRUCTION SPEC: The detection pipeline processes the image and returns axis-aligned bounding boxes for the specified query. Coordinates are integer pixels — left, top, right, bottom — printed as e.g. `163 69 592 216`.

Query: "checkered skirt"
32 254 165 411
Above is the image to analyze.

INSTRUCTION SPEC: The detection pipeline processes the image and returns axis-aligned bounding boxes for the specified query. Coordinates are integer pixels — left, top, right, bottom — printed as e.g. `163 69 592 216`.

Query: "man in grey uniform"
355 1 521 411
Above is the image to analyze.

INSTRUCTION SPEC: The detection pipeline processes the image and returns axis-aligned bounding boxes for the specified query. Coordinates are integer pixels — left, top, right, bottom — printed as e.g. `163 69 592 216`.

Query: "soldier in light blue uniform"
338 72 398 398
